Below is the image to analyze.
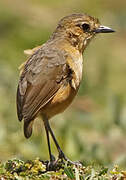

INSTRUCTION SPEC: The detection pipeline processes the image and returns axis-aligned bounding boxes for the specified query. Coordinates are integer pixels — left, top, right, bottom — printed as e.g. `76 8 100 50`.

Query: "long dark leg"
44 123 55 162
43 116 81 167
43 116 66 160
46 120 67 160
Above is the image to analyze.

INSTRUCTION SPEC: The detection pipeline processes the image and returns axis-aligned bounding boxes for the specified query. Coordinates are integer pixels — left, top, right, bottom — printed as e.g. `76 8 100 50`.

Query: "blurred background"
0 0 126 168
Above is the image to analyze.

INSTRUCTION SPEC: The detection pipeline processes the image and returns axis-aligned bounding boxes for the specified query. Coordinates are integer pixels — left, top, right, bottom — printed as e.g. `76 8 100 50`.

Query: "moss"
0 158 125 180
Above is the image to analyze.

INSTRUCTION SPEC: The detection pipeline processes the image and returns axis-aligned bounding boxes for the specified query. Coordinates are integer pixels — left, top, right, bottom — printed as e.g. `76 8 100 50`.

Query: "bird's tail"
24 120 34 138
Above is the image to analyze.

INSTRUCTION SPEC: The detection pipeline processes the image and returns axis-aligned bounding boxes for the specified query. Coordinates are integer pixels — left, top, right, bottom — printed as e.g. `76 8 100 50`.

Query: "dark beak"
94 25 115 33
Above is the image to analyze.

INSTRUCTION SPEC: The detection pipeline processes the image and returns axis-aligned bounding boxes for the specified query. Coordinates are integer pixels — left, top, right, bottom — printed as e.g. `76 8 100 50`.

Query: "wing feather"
17 47 67 124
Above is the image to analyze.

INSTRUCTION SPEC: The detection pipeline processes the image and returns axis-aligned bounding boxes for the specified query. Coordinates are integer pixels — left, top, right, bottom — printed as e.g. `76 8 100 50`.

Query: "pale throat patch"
83 34 93 46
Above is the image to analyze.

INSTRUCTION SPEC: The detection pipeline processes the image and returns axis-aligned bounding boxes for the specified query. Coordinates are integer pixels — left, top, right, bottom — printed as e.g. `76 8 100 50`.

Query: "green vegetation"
0 158 126 179
0 0 126 178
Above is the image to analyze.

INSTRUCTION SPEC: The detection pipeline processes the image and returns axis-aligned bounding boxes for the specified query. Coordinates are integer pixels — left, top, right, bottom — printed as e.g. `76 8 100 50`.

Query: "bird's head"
53 13 115 53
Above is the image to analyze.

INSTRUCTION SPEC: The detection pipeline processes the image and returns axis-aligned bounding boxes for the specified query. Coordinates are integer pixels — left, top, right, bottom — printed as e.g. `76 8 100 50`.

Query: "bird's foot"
41 152 82 172
46 160 63 171
58 150 82 167
42 154 64 172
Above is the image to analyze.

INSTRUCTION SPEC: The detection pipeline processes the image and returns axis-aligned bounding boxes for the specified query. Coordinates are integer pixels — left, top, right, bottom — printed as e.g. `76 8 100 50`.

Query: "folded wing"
16 47 67 138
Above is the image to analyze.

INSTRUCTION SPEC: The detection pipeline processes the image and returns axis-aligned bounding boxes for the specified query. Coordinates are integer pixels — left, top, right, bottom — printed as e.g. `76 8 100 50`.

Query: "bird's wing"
17 47 68 123
18 46 42 75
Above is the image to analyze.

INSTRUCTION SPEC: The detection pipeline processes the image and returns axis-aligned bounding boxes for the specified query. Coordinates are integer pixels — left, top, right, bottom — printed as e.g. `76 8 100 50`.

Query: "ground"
0 158 126 180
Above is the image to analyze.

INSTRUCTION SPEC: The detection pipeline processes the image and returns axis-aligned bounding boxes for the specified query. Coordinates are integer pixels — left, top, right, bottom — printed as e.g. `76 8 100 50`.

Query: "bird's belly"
41 82 78 119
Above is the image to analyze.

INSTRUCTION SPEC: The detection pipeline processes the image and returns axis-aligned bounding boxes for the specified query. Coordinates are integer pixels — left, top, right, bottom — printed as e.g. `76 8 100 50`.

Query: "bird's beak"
94 25 115 33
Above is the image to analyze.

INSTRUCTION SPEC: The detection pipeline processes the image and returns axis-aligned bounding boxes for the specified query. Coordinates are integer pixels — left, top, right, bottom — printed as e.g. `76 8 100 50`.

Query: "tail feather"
16 85 23 121
24 120 33 138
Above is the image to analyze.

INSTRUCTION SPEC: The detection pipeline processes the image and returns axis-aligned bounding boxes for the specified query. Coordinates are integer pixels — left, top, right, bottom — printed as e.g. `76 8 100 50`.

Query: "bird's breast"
40 49 83 119
41 82 77 119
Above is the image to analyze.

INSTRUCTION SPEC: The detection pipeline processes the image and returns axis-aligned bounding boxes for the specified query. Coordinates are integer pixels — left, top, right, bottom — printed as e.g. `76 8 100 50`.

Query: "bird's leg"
44 116 82 168
43 119 58 171
44 123 55 162
46 120 83 166
44 118 67 161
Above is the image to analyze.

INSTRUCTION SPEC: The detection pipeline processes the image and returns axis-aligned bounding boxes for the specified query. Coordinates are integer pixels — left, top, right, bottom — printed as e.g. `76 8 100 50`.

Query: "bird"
16 13 115 170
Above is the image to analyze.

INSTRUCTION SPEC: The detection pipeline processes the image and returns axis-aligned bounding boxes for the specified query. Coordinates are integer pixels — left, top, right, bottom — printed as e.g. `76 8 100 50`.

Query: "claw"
46 159 64 171
58 151 82 167
47 161 56 171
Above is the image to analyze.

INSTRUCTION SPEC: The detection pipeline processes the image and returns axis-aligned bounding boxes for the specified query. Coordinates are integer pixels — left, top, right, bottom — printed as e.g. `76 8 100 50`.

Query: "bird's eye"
82 23 90 32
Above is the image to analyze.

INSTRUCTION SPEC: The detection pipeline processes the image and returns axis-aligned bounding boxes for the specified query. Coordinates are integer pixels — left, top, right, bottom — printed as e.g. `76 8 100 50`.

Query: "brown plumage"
16 13 115 167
